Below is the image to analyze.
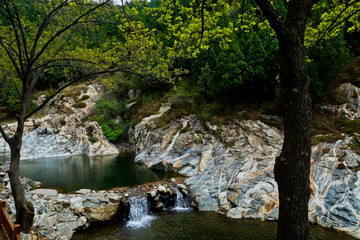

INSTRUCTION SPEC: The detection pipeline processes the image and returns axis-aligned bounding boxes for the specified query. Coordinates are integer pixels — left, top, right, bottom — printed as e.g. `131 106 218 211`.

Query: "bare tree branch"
0 124 10 144
0 35 20 57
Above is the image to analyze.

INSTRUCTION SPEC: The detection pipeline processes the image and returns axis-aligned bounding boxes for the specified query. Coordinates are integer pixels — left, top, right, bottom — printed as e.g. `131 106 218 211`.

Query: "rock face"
132 104 360 239
0 84 119 159
133 111 282 219
309 138 360 238
319 82 360 120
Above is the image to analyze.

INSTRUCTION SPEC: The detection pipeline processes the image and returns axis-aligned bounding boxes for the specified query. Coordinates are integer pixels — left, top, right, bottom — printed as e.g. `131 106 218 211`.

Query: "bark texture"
275 18 312 240
7 97 35 233
254 1 316 239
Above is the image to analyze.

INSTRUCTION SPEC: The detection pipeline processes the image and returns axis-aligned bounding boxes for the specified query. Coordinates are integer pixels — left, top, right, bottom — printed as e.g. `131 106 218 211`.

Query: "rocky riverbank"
1 82 360 239
130 82 360 239
0 171 190 240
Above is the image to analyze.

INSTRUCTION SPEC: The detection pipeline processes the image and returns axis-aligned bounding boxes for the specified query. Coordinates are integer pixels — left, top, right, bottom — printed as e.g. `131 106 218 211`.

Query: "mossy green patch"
225 141 235 148
72 102 87 108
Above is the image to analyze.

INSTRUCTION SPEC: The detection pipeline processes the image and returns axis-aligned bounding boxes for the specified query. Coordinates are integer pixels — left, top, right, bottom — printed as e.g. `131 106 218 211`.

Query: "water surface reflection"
19 155 180 192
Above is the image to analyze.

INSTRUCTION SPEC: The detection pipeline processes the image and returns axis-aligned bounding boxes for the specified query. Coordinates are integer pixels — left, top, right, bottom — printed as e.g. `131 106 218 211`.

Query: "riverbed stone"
76 189 91 194
70 197 83 209
157 185 167 193
31 189 58 196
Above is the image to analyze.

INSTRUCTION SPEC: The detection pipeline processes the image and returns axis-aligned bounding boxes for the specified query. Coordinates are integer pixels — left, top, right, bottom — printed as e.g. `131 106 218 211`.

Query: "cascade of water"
172 186 191 212
126 197 156 229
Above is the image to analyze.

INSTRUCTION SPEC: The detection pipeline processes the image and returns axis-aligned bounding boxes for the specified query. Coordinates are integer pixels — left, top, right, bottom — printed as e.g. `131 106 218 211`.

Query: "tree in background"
0 0 113 232
118 1 359 239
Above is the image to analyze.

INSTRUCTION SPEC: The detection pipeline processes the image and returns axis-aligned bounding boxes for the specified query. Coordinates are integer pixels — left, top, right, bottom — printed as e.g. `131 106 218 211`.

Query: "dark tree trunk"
8 128 35 233
274 7 312 240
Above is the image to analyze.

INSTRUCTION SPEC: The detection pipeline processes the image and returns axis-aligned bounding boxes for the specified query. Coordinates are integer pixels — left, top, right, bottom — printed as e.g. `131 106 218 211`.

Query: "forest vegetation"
0 0 359 238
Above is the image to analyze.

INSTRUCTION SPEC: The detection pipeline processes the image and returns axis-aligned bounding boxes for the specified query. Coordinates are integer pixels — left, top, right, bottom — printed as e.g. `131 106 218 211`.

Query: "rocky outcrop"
132 104 360 239
319 82 360 120
0 173 189 240
309 138 360 238
133 110 281 219
0 84 118 159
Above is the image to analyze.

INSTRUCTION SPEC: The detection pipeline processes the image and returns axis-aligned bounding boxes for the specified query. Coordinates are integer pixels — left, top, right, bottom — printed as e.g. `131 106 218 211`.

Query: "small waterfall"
172 186 191 212
126 197 156 229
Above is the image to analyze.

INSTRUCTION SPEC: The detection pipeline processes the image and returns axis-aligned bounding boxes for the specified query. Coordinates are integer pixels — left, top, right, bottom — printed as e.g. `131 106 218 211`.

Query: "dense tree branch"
13 4 29 63
0 35 20 57
254 0 285 38
3 0 25 77
240 0 245 25
0 38 22 77
30 0 69 61
314 1 360 47
8 76 22 97
199 0 205 45
31 0 111 68
30 58 97 72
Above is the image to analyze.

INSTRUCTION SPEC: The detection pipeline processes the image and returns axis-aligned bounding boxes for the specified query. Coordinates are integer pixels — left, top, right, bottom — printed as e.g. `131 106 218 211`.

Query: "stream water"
73 210 356 240
19 154 180 192
18 155 357 240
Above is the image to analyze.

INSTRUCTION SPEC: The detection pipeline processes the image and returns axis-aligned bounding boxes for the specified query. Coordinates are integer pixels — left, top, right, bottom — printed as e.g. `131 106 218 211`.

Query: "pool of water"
72 211 356 240
19 155 180 192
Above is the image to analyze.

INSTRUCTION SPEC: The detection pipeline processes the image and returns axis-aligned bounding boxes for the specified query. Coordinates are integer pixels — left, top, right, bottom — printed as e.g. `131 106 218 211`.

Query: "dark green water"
19 155 180 192
73 211 356 240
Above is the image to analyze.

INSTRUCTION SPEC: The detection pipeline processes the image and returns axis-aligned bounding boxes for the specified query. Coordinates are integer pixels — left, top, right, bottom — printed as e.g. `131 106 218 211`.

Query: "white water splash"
126 197 156 229
172 186 192 212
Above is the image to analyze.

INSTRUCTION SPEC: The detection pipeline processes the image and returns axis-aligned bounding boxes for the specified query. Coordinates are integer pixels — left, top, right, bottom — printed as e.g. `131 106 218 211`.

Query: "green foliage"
88 137 98 143
94 115 127 143
93 97 128 143
195 40 245 99
95 98 125 119
307 33 352 98
189 28 279 103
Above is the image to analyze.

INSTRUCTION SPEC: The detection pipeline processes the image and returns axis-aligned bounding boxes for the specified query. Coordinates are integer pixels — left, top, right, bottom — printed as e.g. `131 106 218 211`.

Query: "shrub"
72 102 87 108
93 97 128 143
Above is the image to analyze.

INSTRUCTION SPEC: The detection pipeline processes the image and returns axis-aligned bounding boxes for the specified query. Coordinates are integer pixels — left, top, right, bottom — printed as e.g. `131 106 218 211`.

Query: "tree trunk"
274 16 312 240
8 133 34 233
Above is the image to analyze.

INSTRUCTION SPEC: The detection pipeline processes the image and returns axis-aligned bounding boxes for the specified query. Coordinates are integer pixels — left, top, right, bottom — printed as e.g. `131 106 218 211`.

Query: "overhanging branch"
254 0 285 38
